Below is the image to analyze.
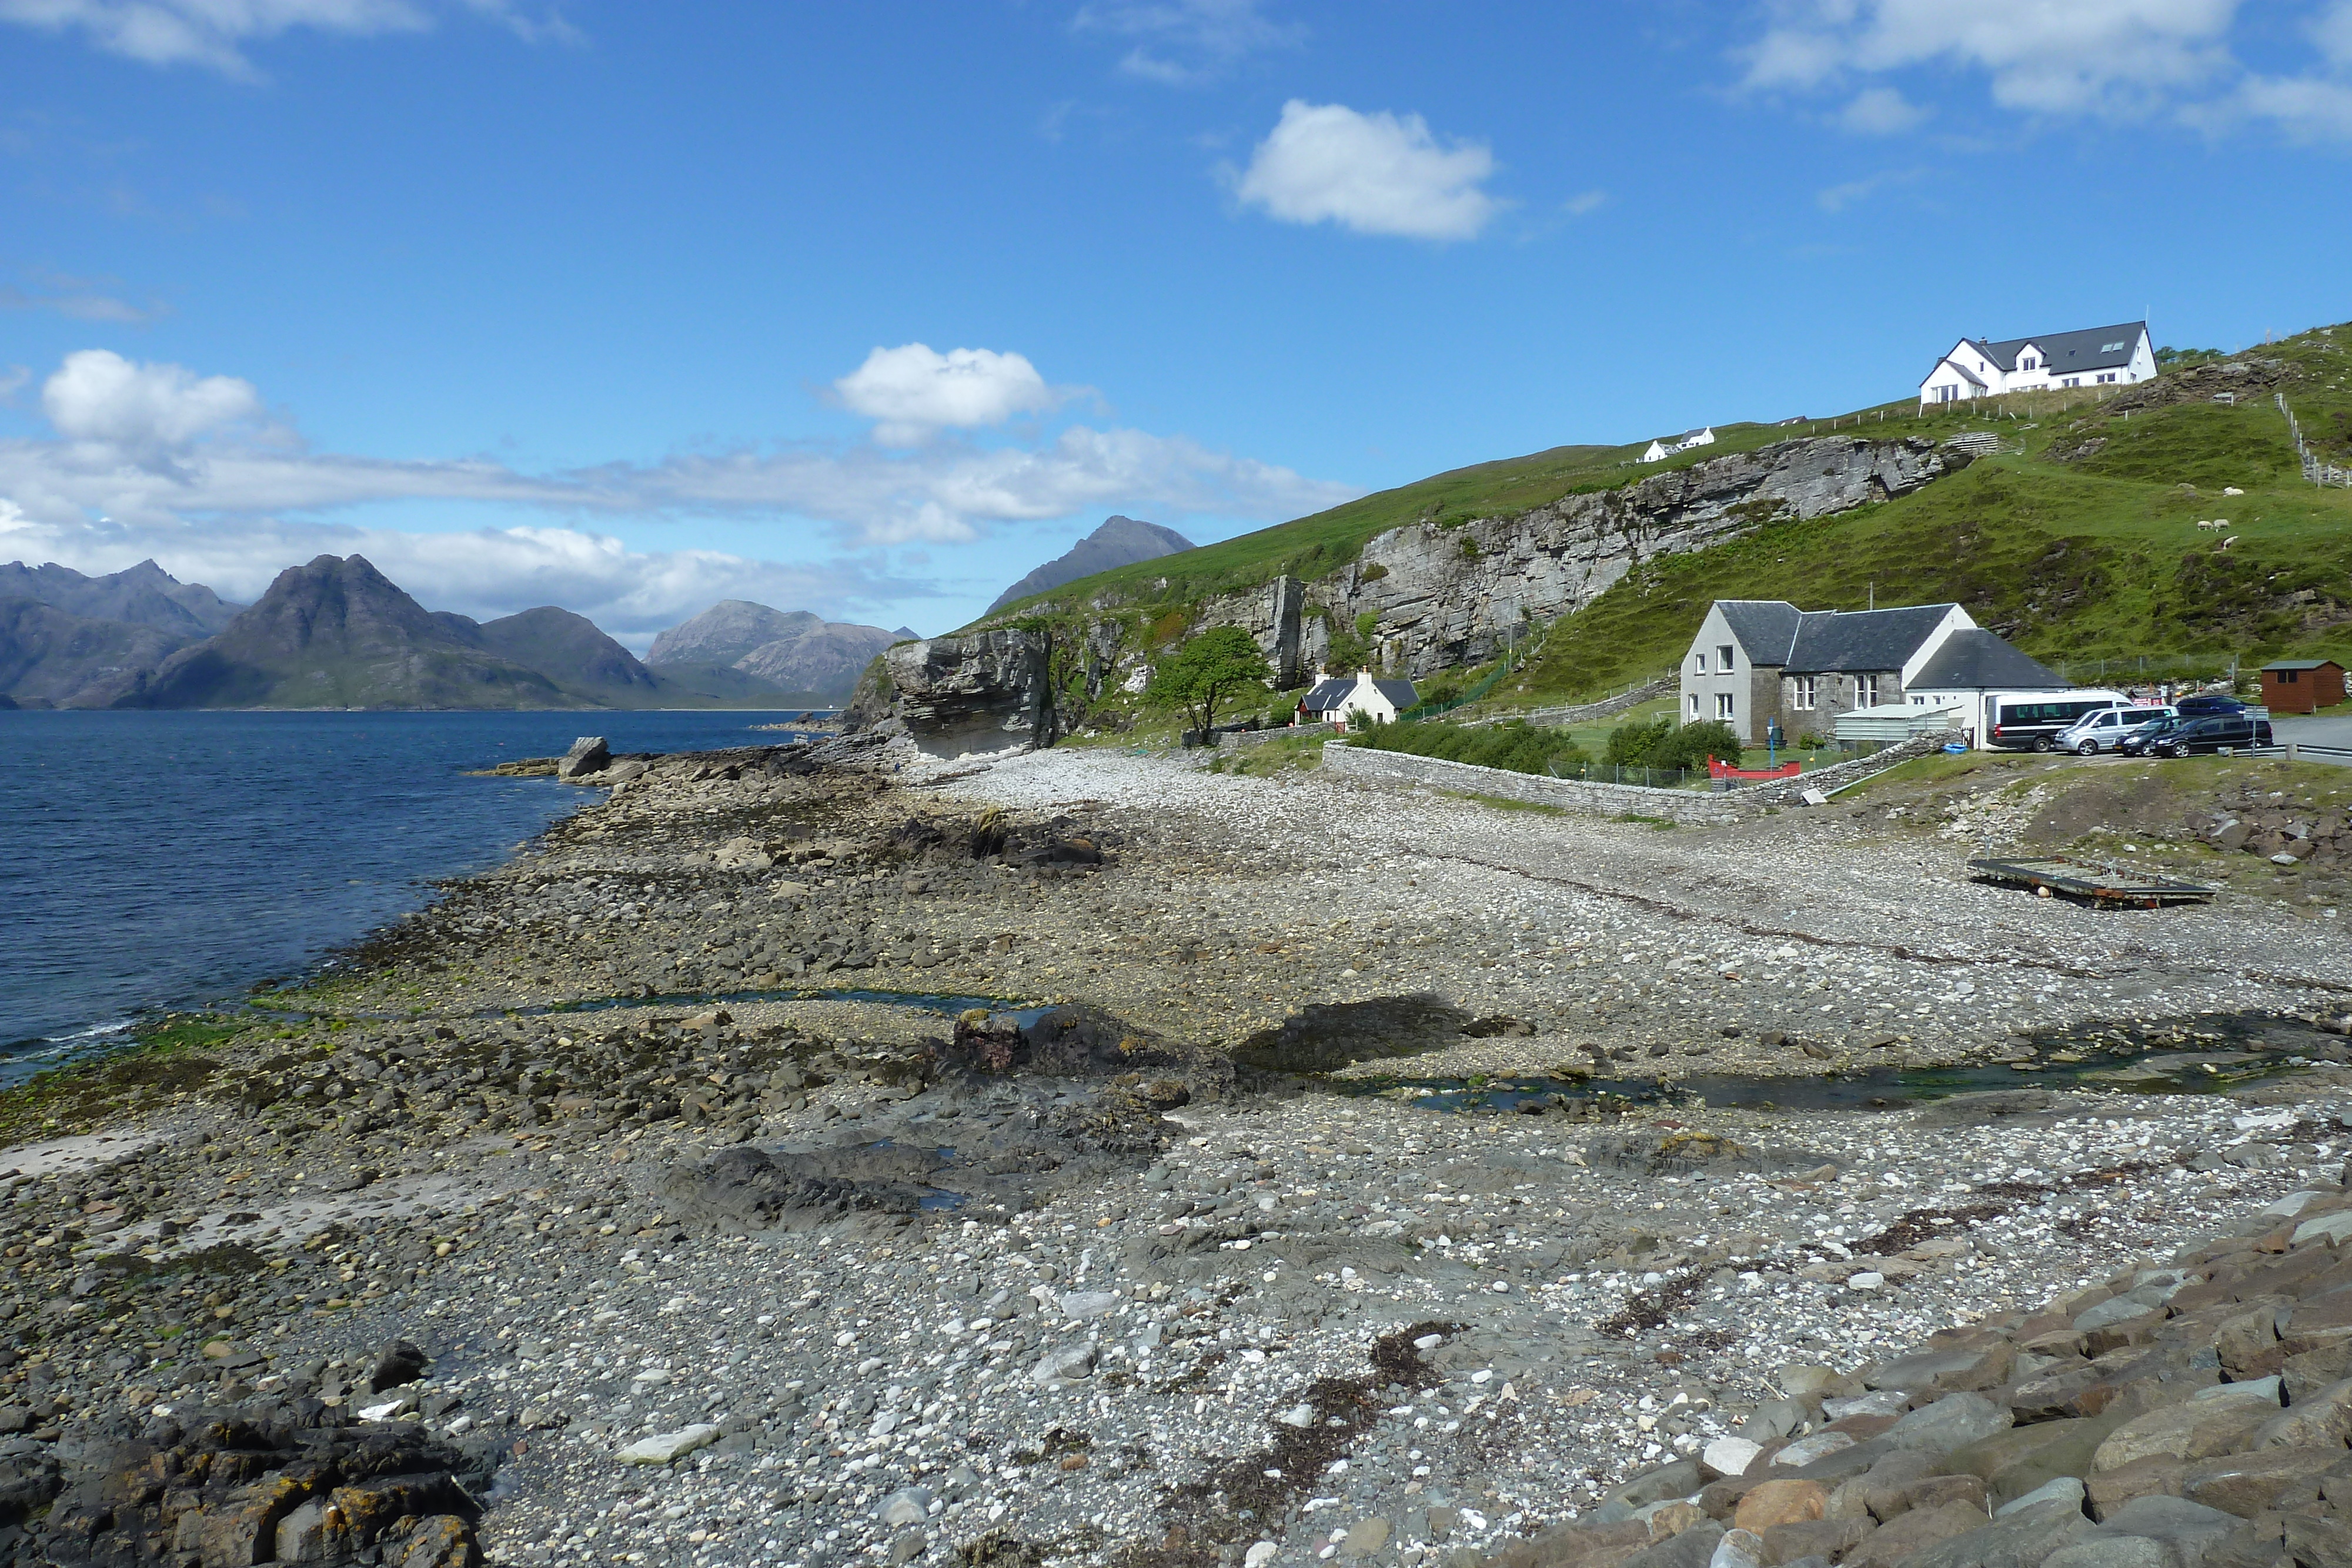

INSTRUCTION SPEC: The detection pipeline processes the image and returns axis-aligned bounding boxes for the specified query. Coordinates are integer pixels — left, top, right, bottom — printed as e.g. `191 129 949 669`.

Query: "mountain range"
0 557 850 710
647 601 916 700
985 515 1195 613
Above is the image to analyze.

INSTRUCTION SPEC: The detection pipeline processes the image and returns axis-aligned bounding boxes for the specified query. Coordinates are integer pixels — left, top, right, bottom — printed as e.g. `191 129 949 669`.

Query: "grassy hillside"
974 320 2352 713
1512 325 2352 702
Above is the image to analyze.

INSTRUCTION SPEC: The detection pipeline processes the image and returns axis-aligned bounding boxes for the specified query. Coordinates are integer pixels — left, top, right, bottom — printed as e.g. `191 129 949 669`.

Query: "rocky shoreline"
4 736 2349 1568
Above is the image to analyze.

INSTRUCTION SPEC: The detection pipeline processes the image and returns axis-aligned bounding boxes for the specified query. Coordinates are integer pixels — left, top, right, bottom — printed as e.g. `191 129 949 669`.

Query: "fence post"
2288 741 2301 763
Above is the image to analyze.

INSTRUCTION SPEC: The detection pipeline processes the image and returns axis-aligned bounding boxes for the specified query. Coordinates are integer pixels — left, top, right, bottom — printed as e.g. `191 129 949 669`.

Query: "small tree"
1146 626 1272 735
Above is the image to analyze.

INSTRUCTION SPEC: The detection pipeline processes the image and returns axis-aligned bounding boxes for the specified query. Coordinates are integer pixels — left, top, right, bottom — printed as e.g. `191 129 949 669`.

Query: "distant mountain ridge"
646 600 913 701
0 559 245 706
0 559 243 638
986 515 1195 613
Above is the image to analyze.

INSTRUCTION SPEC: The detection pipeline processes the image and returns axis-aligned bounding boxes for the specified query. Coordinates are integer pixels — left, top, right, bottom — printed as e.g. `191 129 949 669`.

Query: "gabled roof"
1302 677 1354 710
1368 678 1418 706
1907 629 2064 690
2263 659 2342 672
1932 357 1987 389
1785 604 1957 674
1713 600 1804 663
1965 321 2147 378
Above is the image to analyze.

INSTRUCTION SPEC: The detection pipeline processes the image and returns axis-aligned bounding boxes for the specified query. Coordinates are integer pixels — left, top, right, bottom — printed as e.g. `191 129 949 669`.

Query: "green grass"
1509 331 2352 702
975 320 2352 712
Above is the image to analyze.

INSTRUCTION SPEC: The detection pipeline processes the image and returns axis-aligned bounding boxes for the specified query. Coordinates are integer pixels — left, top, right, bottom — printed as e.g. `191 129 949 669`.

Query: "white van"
2052 704 2174 755
1981 690 2131 751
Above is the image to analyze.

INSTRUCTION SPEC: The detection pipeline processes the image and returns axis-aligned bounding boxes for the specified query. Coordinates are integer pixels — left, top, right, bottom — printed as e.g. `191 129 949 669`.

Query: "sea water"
0 708 818 1078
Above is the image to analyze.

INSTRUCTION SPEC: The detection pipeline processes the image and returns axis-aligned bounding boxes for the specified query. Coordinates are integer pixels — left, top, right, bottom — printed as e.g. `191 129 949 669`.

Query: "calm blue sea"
0 709 827 1079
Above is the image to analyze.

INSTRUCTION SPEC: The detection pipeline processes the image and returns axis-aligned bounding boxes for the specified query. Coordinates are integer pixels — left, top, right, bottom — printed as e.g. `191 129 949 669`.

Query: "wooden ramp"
1967 856 2215 908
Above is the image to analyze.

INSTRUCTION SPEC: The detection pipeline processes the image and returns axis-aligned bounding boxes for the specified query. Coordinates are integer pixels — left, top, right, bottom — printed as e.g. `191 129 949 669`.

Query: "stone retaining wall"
1321 731 1947 823
1321 743 1749 825
1469 674 1678 730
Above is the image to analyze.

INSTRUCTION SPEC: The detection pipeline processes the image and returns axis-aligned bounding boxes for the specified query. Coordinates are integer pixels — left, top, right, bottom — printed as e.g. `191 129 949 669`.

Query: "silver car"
2053 705 2175 755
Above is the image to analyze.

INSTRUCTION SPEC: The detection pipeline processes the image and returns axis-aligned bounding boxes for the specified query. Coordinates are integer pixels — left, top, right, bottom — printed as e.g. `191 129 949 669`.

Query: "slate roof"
1786 605 1957 674
1302 677 1355 711
1907 629 2064 690
1369 678 1418 707
1714 600 1805 664
1966 321 2146 377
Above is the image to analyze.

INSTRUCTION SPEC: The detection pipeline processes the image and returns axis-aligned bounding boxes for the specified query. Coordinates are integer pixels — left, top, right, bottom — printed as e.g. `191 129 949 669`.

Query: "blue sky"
2 0 2348 646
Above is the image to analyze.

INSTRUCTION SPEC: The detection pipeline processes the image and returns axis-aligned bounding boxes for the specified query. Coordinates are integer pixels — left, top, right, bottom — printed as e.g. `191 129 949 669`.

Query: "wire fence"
2280 392 2352 488
2047 654 2247 687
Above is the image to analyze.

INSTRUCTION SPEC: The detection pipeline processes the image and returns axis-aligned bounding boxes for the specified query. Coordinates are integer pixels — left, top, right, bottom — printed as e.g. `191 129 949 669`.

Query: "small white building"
1919 321 2155 407
1301 670 1418 726
1641 427 1716 463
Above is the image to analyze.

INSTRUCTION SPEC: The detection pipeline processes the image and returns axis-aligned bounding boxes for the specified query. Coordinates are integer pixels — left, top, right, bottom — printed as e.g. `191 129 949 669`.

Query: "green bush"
1351 718 1585 776
1603 717 1741 770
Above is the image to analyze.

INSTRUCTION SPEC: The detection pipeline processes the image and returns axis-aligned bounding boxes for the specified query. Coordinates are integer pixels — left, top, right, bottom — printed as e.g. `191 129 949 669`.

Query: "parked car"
2174 692 2249 717
2053 705 2176 755
2137 713 2274 757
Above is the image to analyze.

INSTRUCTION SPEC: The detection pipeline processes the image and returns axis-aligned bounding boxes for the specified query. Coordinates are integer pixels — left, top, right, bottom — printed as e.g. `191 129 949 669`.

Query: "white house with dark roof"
1641 427 1716 463
1301 670 1418 726
1919 321 2154 406
1681 599 2064 747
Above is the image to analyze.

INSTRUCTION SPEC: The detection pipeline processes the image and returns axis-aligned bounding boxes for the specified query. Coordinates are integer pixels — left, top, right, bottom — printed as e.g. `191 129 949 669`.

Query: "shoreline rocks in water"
5 733 2350 1568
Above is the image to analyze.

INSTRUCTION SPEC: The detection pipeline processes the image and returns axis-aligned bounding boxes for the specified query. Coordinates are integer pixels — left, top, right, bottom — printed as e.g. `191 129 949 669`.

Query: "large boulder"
882 630 1056 756
556 734 611 779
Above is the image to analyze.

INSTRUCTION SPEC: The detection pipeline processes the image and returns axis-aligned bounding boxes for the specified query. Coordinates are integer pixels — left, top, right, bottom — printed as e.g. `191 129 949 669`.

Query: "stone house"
1679 600 2059 745
1919 320 2154 406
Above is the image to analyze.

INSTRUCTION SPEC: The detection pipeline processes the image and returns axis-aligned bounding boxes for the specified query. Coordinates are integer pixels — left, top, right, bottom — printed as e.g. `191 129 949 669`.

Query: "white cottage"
1919 321 2154 406
1301 670 1419 726
1641 427 1716 463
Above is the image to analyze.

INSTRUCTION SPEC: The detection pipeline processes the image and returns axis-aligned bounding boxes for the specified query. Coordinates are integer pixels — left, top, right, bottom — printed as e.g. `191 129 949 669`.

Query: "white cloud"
1840 85 1930 133
0 502 923 644
1562 189 1608 216
0 0 570 78
1815 167 1925 211
832 344 1075 447
2321 0 2352 63
0 269 166 325
41 349 272 454
1742 0 2352 141
1072 0 1302 85
0 349 1355 566
1745 0 2241 113
1230 100 1501 241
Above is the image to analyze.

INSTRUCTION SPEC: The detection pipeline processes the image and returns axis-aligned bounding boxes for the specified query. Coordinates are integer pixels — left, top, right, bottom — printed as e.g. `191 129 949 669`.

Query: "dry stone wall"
1321 732 1947 823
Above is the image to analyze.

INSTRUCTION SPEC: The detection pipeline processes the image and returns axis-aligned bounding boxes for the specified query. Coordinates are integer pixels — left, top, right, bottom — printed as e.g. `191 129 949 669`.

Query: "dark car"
2174 693 2249 717
2143 713 2274 757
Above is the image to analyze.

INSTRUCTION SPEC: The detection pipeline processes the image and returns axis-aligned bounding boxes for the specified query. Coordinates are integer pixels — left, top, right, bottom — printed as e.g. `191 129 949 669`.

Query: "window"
1855 674 1880 706
1792 676 1818 711
1718 644 1735 671
2282 668 2301 683
1715 693 1735 721
1694 650 1708 674
1688 694 1700 718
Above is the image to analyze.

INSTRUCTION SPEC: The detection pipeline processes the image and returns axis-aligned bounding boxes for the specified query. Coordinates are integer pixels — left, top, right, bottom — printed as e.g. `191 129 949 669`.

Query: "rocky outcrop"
1212 434 1960 680
881 629 1057 755
1480 1175 2352 1568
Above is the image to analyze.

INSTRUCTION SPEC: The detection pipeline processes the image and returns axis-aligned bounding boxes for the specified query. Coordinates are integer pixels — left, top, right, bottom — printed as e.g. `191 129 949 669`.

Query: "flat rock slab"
616 1425 719 1465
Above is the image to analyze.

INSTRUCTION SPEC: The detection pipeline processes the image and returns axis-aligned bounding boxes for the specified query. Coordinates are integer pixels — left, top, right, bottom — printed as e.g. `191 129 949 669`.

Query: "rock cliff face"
879 433 1963 740
878 629 1055 755
1195 433 1962 680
